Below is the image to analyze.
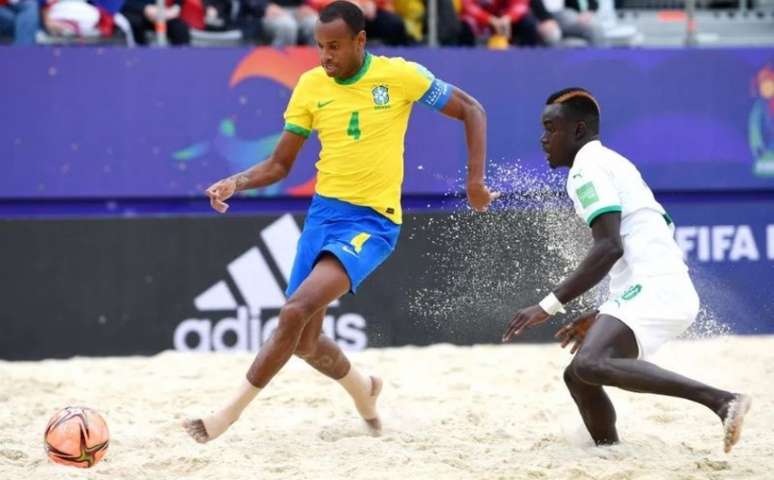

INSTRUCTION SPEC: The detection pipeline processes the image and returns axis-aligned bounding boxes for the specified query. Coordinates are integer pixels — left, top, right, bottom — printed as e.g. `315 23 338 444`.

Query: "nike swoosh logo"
317 100 334 108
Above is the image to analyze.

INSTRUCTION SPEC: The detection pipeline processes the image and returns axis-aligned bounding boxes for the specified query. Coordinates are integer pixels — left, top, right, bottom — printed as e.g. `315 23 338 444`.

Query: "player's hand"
489 16 509 37
578 11 594 25
165 4 180 19
205 178 237 214
488 16 503 35
502 305 550 342
466 181 500 212
143 4 158 20
499 16 512 38
359 0 377 20
555 310 598 354
265 3 285 18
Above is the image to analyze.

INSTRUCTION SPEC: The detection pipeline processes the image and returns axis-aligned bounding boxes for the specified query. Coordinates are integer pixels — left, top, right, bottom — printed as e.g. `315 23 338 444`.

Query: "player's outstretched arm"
503 212 622 341
204 131 306 213
439 86 499 212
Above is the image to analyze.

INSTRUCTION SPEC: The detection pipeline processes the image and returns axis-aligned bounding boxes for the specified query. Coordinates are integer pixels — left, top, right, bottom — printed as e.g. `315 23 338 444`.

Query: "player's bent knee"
571 354 612 385
294 339 317 359
563 365 579 388
278 301 315 333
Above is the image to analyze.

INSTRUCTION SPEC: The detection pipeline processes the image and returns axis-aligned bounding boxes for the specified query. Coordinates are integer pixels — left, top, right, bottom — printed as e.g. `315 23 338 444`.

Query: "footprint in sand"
647 413 675 424
0 450 27 462
695 458 730 472
317 425 371 442
466 411 482 425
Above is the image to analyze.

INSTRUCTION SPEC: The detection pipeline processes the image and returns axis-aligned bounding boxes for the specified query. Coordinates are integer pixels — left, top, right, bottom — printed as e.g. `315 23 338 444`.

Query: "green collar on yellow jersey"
335 52 372 86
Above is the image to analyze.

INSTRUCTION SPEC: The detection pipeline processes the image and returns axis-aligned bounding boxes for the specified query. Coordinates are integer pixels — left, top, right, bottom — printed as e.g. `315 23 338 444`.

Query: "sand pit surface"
1 336 772 479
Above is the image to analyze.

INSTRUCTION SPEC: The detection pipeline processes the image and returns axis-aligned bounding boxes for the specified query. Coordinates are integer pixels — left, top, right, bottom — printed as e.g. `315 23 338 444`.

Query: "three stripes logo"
173 215 368 353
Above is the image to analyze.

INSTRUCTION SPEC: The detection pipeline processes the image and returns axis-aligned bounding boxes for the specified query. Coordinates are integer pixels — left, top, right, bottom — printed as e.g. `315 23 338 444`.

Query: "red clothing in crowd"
461 0 529 28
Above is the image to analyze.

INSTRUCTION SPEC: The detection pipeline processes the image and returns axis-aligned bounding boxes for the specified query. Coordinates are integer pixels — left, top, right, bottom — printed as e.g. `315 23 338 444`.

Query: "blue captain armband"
418 78 453 111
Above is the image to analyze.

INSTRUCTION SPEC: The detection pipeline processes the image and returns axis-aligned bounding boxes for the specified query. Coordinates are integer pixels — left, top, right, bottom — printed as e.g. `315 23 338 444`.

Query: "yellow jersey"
283 52 452 224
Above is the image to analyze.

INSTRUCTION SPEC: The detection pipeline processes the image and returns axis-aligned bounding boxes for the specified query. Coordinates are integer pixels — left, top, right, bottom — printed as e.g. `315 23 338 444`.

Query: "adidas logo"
173 214 368 353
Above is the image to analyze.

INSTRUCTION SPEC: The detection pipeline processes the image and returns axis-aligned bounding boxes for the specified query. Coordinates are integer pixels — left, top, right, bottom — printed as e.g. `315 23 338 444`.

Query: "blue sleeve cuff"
418 78 453 111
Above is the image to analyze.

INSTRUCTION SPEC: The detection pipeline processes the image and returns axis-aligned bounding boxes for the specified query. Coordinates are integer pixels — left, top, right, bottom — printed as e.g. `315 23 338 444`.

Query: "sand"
1 335 772 480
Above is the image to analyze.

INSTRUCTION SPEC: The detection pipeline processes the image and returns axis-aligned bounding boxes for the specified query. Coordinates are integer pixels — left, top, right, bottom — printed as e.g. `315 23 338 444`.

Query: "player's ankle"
337 367 376 408
714 392 741 419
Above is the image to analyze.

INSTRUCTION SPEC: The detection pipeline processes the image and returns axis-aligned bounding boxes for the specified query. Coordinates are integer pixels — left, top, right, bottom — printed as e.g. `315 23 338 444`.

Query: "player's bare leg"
567 315 749 451
295 309 349 378
563 366 619 445
295 308 383 433
184 254 350 443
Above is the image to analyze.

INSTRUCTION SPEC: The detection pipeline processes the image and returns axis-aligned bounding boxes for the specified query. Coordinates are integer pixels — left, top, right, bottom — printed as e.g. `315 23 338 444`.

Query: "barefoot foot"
720 394 752 453
360 376 383 435
183 412 236 444
183 418 211 444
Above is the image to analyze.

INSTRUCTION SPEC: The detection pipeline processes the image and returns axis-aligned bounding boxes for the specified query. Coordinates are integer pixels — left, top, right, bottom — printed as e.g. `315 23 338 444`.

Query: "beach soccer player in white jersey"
502 88 751 453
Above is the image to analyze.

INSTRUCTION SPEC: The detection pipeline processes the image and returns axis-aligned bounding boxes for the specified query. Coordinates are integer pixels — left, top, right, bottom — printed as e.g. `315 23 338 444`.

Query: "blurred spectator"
461 0 542 47
361 0 412 45
195 0 267 44
261 0 317 46
121 0 191 44
200 0 231 30
393 0 421 42
538 0 604 45
0 0 39 44
310 0 411 45
179 0 206 30
393 0 474 46
235 0 268 43
529 0 560 45
436 0 476 46
41 0 100 37
40 0 123 40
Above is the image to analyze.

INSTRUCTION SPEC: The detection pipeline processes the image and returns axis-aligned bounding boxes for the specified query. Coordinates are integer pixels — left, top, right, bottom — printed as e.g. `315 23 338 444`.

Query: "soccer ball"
44 406 110 468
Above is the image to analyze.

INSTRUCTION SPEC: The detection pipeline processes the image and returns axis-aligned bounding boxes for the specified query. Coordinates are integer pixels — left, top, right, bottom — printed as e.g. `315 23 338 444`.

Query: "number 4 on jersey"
347 112 361 141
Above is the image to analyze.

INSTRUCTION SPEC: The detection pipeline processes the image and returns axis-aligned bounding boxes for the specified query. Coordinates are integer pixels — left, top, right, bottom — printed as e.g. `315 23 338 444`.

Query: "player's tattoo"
234 174 250 191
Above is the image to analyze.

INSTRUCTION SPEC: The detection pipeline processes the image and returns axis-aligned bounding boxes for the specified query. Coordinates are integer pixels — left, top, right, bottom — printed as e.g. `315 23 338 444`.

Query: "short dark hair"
319 1 365 36
546 87 600 134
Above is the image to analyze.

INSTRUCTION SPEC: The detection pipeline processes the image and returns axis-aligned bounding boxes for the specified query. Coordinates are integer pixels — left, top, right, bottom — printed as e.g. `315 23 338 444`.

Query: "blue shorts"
286 195 401 296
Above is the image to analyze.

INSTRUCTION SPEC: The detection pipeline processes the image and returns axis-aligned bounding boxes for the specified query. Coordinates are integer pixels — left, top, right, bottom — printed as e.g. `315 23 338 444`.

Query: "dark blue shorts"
286 195 401 296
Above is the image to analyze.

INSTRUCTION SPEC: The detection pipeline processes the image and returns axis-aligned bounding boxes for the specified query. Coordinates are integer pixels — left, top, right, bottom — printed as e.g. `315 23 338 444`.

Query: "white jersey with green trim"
566 140 687 290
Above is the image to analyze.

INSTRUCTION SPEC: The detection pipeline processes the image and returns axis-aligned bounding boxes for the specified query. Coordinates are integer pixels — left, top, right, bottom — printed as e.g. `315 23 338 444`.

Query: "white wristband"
538 292 566 316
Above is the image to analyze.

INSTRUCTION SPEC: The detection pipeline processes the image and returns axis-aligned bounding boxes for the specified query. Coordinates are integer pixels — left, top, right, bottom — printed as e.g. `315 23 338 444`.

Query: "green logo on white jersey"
576 182 599 208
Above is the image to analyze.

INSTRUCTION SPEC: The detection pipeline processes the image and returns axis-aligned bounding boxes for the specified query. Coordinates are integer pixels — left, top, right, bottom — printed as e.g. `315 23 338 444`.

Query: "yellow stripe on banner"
350 233 371 253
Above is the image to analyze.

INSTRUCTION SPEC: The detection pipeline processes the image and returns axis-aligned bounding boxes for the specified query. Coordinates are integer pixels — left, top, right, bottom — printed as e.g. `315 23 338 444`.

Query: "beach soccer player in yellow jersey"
183 0 498 443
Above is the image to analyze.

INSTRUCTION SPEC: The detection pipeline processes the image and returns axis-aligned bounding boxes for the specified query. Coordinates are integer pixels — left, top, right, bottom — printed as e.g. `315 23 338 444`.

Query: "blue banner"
2 47 774 199
667 198 774 334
